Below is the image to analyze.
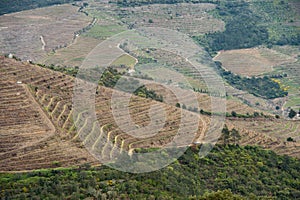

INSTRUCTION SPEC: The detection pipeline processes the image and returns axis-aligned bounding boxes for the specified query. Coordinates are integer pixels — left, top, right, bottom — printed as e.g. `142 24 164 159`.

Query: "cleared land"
0 4 92 62
213 47 296 76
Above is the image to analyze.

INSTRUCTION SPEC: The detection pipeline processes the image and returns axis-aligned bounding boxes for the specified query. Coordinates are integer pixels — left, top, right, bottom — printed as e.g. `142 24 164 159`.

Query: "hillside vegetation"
214 61 288 99
1 145 300 199
194 0 300 53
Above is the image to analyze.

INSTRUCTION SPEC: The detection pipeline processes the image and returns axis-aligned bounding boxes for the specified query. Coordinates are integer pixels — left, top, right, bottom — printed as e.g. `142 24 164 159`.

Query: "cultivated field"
228 117 300 158
1 56 300 171
116 3 225 36
111 54 137 69
0 81 54 154
0 56 210 171
0 0 299 175
41 36 102 67
0 4 92 62
213 47 296 76
39 3 127 67
259 45 300 110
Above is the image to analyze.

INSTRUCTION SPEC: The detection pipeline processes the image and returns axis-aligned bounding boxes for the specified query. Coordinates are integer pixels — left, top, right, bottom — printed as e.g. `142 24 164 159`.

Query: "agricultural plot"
228 118 300 158
213 47 296 76
212 45 300 112
0 81 54 155
0 56 211 171
131 48 272 115
1 54 300 171
265 45 300 110
39 3 128 67
41 36 102 67
0 4 92 62
144 83 259 115
0 56 100 171
111 54 137 69
134 48 208 90
115 3 225 36
0 0 299 174
83 24 126 39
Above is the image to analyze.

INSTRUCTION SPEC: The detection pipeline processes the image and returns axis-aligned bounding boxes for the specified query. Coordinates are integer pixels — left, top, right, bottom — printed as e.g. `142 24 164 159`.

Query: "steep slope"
0 56 209 171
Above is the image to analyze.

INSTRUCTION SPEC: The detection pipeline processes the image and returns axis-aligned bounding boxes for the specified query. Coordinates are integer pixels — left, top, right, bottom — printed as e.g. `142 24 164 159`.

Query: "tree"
253 112 260 118
231 111 237 117
288 109 297 119
199 189 243 200
175 103 181 108
221 125 230 145
231 128 241 145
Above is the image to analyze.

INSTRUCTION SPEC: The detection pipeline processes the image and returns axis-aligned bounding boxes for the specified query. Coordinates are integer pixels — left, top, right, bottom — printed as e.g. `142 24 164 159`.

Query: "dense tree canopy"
1 145 300 199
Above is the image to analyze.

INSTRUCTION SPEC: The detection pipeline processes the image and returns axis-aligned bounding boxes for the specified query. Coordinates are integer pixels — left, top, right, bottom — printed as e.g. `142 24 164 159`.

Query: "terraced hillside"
228 117 300 158
0 81 54 154
2 55 300 172
213 47 296 76
39 1 224 68
1 55 300 172
0 57 101 171
0 56 212 171
115 3 225 35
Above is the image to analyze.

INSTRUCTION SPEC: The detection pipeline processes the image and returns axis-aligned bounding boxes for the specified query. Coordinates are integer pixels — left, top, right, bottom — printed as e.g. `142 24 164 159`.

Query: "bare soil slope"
0 4 92 62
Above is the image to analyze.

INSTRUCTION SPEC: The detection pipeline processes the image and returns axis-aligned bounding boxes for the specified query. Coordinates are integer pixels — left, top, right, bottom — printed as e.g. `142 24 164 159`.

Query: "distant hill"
0 0 82 15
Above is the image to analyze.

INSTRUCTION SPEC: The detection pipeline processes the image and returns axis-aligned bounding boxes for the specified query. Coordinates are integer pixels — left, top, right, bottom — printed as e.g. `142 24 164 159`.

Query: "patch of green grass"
285 96 300 108
83 25 126 39
71 57 85 62
111 54 137 69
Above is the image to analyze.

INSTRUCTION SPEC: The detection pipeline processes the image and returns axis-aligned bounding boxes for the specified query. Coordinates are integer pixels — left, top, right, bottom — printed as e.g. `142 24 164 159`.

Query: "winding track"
40 35 46 51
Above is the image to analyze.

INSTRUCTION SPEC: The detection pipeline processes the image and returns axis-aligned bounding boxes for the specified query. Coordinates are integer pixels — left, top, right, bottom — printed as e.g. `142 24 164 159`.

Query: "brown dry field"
0 4 92 62
213 47 296 76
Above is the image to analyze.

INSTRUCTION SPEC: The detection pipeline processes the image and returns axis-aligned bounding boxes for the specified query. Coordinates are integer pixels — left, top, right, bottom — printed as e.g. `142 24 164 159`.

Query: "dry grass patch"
111 54 137 69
